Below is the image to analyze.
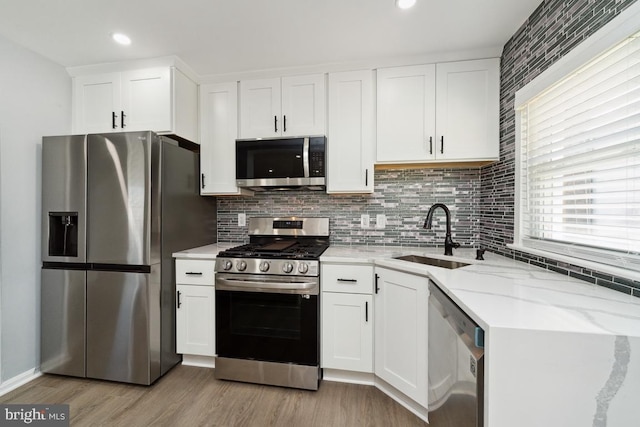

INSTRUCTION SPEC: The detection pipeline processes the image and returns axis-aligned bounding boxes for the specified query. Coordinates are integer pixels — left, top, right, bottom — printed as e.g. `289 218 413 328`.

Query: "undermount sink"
394 254 470 270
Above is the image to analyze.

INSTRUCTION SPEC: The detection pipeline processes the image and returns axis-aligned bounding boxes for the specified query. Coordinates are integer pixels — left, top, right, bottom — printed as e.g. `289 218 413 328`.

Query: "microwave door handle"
303 137 310 178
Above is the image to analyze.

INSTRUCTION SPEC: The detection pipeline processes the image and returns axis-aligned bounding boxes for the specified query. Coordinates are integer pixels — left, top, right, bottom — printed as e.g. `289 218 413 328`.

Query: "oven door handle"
216 276 319 295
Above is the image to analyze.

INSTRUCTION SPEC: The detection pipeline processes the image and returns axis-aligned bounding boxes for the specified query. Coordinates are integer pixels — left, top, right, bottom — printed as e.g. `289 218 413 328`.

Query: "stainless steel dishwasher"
428 281 485 427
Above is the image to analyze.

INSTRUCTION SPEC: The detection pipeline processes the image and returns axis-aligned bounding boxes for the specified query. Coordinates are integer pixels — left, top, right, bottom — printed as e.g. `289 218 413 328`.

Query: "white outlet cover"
361 214 370 228
376 214 386 229
238 213 246 227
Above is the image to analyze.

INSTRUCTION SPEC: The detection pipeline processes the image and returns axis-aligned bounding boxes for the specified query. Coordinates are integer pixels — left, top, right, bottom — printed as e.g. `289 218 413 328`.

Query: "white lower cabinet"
176 284 215 356
322 292 373 372
321 263 373 373
374 267 429 407
175 259 216 357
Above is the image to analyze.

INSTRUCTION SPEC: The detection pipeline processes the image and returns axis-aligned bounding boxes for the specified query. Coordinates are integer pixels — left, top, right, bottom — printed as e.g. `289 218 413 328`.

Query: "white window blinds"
517 32 640 271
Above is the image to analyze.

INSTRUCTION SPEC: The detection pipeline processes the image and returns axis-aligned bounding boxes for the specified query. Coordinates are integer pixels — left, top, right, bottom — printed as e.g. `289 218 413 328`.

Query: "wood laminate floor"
0 365 428 426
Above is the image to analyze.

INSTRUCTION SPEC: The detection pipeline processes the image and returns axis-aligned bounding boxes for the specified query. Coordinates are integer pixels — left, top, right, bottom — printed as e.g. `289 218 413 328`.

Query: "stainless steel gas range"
214 217 329 390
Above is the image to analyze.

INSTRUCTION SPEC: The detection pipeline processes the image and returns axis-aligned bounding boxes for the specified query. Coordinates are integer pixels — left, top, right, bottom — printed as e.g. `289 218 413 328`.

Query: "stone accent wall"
480 0 640 296
217 168 481 249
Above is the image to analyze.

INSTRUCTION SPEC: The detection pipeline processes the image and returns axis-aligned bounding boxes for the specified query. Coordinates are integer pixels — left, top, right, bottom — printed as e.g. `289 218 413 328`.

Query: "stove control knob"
236 260 247 272
298 263 309 274
222 260 233 271
259 261 270 272
282 262 294 274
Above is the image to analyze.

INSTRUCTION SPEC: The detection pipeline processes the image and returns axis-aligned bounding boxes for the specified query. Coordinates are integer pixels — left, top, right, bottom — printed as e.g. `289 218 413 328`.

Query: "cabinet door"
176 284 216 356
374 267 429 407
322 292 373 372
281 74 325 136
435 59 499 160
200 82 251 195
239 78 282 138
327 71 375 193
72 72 121 134
376 65 436 163
120 68 171 133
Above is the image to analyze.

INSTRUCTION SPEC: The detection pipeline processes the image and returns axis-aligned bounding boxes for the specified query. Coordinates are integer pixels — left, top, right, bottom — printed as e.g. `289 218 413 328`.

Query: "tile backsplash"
480 0 640 296
217 168 481 248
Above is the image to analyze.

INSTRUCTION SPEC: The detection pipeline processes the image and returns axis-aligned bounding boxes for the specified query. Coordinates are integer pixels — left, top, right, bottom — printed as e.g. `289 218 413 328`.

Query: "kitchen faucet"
423 203 460 256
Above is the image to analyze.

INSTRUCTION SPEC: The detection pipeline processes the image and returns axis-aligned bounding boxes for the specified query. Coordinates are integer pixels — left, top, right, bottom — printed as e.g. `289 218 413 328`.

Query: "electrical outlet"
238 213 246 227
360 214 370 229
376 214 386 229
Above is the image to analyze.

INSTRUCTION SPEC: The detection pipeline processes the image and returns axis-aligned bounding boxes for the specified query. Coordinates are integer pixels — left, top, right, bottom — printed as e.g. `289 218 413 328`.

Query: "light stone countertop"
322 245 640 337
172 242 238 259
175 243 640 337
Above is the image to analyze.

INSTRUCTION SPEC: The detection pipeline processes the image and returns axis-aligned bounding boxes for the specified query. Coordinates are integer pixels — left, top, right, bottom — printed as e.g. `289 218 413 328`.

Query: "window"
514 9 640 275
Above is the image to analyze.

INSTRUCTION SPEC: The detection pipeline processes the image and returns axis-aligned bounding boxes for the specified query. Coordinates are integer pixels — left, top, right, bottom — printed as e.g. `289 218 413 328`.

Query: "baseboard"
0 369 42 397
322 369 375 386
181 355 215 368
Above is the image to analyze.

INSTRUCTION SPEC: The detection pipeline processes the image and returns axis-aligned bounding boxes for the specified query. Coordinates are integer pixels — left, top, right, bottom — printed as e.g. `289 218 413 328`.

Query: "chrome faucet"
423 203 460 256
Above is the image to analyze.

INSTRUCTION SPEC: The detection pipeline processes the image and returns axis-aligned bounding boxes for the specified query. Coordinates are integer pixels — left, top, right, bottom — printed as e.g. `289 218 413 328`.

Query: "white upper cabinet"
327 70 375 193
239 78 281 138
377 64 436 162
199 82 251 196
281 74 325 136
120 68 171 133
376 58 499 164
72 66 198 141
435 59 500 160
239 74 325 138
73 72 121 134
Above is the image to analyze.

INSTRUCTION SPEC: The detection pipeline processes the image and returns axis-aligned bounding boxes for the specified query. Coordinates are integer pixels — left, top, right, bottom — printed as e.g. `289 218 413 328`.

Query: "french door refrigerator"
40 131 216 385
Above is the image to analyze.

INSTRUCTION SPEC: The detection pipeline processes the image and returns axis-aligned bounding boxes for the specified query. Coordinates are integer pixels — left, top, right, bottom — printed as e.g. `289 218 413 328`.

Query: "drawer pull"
186 272 203 276
337 278 357 283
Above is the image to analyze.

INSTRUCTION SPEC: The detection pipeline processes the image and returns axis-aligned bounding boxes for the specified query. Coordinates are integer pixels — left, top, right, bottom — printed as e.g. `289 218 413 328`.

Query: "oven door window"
236 138 305 179
216 290 318 366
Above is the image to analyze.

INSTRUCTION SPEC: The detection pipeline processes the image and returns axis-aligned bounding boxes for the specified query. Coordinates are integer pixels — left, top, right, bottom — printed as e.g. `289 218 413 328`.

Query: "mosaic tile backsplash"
217 168 481 249
480 0 640 296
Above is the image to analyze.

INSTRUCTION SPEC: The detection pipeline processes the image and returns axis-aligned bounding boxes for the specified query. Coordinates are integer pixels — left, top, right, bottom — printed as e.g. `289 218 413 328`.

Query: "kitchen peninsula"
174 243 640 427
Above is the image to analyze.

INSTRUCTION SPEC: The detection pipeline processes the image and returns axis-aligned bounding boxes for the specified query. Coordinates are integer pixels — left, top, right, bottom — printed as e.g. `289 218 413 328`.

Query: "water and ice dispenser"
48 212 78 257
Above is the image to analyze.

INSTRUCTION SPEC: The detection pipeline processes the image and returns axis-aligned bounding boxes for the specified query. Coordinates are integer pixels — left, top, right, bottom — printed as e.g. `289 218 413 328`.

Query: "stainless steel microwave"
236 136 326 190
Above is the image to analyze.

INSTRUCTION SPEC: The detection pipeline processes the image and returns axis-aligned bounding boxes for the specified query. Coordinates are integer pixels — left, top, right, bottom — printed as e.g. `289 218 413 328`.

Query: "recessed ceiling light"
111 33 131 45
396 0 416 9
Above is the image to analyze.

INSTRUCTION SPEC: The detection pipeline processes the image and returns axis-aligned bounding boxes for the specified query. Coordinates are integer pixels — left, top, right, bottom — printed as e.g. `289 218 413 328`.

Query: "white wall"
0 35 71 383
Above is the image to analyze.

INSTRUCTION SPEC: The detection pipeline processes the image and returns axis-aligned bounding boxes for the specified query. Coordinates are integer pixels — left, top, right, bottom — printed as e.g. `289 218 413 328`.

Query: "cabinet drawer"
321 264 373 294
176 259 215 286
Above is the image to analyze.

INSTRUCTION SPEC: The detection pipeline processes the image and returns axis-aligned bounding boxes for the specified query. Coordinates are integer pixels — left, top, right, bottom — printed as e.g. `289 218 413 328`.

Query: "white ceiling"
0 0 542 78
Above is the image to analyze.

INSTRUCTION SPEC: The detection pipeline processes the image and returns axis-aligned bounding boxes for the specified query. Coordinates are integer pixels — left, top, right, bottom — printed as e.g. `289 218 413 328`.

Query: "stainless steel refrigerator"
40 131 216 385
